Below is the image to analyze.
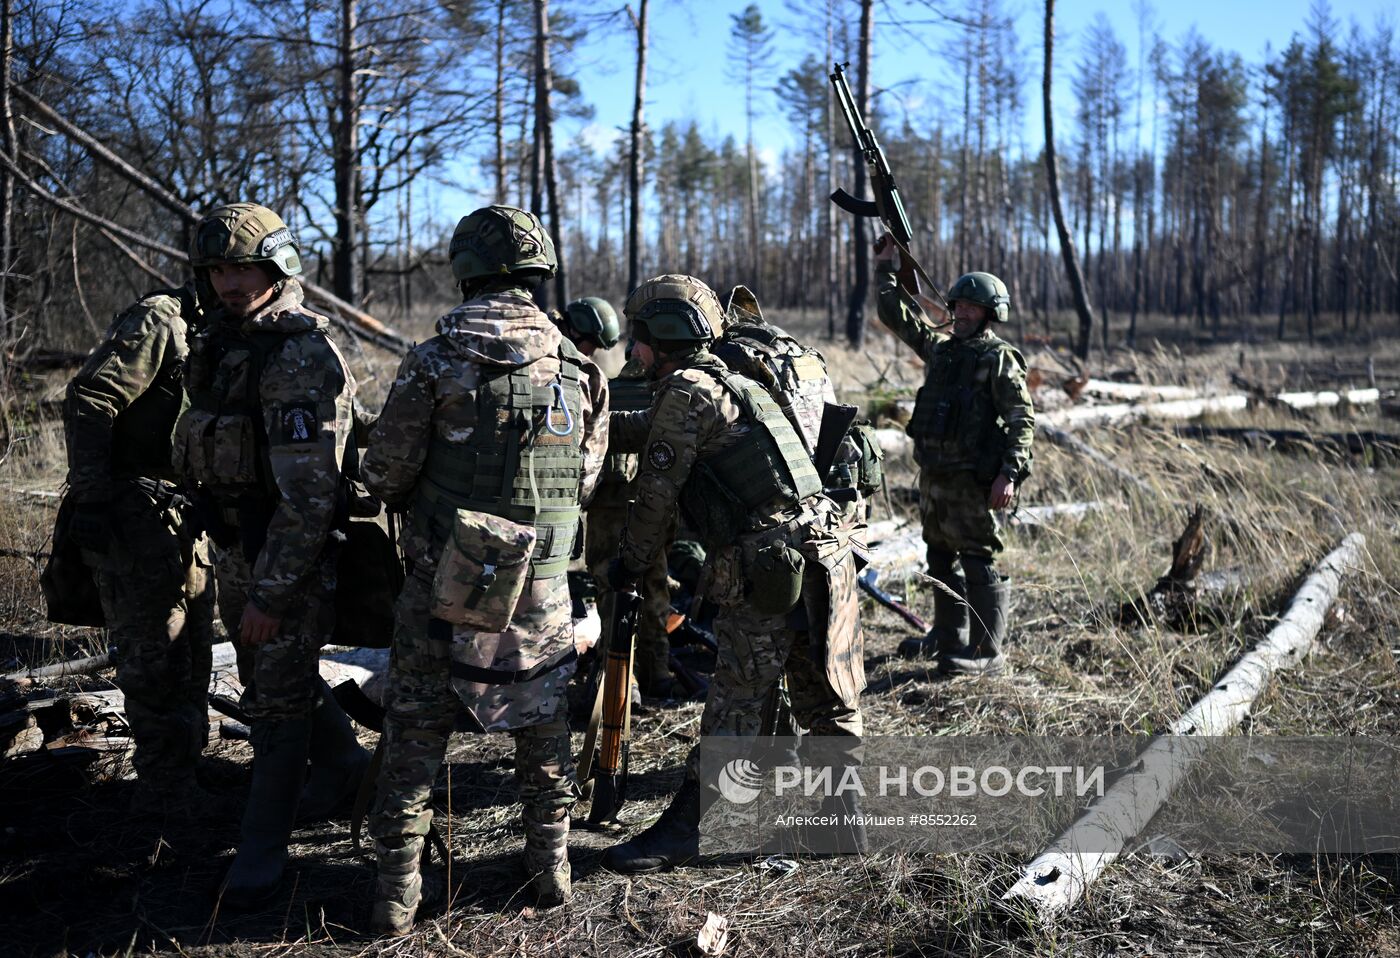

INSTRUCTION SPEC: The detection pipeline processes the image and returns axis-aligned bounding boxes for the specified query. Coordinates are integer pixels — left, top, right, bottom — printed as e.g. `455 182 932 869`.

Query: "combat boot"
371 836 441 937
522 807 572 907
298 679 371 823
601 778 702 873
940 573 1009 677
220 716 312 911
898 556 968 660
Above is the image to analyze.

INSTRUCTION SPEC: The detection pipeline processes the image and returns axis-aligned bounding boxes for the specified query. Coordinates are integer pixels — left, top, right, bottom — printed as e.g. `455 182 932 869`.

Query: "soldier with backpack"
362 206 608 934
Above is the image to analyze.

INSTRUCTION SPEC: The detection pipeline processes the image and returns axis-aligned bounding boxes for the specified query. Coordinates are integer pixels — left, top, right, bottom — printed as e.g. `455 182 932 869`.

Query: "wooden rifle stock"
588 589 640 824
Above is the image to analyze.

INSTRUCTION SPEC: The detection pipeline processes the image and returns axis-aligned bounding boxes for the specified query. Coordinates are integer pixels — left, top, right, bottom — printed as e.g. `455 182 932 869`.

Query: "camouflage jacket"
173 279 355 615
64 285 199 498
611 353 808 574
876 266 1035 481
363 288 608 571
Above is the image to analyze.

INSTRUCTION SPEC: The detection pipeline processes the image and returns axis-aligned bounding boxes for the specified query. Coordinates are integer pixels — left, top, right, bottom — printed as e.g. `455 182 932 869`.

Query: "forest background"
0 0 1396 386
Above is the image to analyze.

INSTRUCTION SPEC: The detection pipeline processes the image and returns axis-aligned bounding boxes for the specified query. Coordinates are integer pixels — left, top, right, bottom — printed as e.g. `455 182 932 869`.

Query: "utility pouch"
41 491 105 627
744 537 806 616
430 508 536 632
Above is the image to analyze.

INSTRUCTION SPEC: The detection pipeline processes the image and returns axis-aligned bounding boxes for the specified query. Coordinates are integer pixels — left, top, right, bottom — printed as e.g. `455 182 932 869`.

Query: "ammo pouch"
41 491 105 627
430 508 536 632
679 461 747 548
743 535 806 616
175 409 261 487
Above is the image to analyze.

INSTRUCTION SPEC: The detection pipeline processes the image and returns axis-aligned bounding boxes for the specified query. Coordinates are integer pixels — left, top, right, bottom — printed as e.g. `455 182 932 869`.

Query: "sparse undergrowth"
1 312 1397 956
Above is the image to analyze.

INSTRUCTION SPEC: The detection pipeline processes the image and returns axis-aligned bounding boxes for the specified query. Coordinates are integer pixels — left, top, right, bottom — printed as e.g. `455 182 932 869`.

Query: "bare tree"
626 0 647 295
1042 0 1095 358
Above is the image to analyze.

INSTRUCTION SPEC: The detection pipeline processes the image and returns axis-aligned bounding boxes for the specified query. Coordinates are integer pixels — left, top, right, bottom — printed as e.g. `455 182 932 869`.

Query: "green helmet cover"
450 205 557 283
563 296 620 349
624 274 725 346
190 203 302 277
947 271 1010 323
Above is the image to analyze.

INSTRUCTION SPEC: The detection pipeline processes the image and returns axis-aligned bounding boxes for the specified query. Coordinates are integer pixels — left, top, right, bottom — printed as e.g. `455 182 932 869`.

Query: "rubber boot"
602 778 702 873
220 717 312 911
940 572 1009 677
899 554 968 660
522 807 572 907
298 679 371 823
371 836 438 937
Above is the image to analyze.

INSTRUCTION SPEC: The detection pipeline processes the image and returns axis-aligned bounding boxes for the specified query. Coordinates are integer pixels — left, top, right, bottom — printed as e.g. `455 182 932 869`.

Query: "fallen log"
1002 532 1367 919
1175 425 1400 462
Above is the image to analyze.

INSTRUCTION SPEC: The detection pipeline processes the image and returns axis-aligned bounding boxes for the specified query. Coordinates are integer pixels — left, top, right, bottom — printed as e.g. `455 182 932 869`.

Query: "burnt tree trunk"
626 0 648 295
333 0 362 306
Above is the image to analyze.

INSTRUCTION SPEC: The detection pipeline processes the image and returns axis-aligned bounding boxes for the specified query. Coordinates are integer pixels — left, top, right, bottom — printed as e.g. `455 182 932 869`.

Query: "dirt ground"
1 307 1398 957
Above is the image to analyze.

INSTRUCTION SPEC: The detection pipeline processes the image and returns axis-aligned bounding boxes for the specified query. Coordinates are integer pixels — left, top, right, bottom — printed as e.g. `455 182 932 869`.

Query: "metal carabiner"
545 381 574 437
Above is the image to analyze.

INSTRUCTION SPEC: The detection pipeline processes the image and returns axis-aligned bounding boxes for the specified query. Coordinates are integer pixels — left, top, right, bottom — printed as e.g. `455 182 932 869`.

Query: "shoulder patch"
647 440 677 470
278 403 320 444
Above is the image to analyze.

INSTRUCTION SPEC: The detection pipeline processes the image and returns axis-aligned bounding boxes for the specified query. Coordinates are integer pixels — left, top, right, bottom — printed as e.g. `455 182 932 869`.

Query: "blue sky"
557 0 1394 166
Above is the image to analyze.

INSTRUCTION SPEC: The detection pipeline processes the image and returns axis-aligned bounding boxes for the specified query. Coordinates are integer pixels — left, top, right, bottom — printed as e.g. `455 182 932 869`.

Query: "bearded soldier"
173 204 366 908
873 236 1035 674
601 275 864 873
555 298 678 699
60 265 216 815
364 206 607 935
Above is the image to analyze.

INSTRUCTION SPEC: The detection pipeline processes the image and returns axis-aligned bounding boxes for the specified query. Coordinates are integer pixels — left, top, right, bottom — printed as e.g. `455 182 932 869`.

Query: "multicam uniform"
62 285 214 800
365 289 607 919
875 265 1034 667
611 356 864 768
177 280 356 720
585 357 673 692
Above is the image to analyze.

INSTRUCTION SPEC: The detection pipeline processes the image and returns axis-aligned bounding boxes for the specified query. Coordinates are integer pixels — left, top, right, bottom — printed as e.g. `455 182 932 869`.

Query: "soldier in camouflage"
556 298 678 698
601 275 865 873
61 274 216 814
873 235 1035 674
172 204 366 909
364 206 608 936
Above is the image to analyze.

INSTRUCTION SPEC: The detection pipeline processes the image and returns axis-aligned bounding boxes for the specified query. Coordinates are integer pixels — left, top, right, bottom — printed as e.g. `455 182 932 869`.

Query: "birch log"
1001 532 1367 917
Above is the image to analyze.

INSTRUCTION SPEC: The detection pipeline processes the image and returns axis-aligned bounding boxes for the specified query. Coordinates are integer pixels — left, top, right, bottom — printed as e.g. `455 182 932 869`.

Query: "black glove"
70 498 112 553
605 557 638 593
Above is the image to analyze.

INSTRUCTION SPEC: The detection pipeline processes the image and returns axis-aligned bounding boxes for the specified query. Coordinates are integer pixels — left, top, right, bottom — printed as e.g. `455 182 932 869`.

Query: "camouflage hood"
435 292 562 367
237 278 328 335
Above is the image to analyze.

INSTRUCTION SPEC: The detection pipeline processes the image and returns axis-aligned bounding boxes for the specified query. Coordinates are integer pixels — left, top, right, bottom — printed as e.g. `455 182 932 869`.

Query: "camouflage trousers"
586 504 671 684
88 480 215 791
215 543 337 723
918 469 1005 559
683 543 863 780
370 574 577 883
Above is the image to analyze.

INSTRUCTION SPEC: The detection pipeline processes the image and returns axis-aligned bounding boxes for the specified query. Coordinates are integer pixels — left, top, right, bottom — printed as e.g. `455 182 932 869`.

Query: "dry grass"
1 311 1398 956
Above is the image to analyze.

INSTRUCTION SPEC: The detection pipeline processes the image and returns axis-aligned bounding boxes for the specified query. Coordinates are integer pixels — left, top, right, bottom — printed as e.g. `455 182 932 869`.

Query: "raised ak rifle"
829 62 950 317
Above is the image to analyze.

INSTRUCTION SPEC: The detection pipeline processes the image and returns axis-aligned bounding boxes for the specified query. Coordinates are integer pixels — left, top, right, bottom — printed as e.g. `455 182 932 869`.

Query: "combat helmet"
624 274 725 349
190 203 302 277
449 205 557 284
562 296 621 350
947 271 1010 323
